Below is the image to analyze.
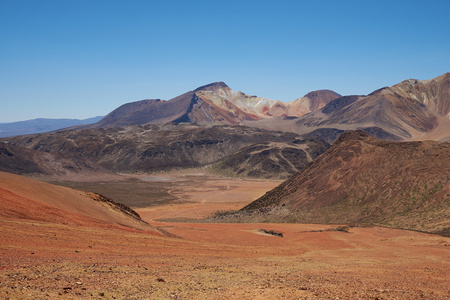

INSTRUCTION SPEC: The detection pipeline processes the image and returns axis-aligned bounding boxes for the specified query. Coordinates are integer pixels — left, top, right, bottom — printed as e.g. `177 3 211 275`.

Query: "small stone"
156 277 165 282
99 292 105 297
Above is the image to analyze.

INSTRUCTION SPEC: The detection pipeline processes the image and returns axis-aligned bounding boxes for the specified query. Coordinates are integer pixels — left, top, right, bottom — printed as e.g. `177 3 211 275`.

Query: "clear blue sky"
1 0 449 122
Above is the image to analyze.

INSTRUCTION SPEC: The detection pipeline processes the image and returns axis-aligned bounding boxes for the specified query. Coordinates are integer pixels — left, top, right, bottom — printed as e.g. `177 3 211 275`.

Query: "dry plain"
1 172 449 299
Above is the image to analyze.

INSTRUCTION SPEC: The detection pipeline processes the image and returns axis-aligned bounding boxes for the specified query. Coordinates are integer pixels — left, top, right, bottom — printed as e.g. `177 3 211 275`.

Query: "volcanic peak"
194 81 229 92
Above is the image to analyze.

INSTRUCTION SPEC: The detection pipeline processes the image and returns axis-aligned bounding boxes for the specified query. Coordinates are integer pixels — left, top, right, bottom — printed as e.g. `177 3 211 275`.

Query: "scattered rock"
258 229 283 237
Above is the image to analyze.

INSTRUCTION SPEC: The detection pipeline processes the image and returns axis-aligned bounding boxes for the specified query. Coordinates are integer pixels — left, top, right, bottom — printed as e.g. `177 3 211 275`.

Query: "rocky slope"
217 131 450 235
88 82 341 128
391 73 450 118
0 141 108 177
243 73 450 142
2 124 327 177
211 137 328 179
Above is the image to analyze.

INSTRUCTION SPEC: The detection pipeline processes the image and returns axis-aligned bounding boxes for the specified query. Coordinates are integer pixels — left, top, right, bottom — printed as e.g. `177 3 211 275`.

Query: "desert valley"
1 73 450 299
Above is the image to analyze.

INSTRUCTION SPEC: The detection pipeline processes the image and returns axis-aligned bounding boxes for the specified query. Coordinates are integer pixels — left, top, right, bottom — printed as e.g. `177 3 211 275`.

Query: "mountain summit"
89 82 341 128
242 73 450 142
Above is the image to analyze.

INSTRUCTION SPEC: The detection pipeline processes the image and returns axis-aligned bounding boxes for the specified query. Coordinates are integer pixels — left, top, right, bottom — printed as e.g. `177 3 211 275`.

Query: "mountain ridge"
217 130 450 235
242 73 450 142
87 82 342 128
1 124 328 179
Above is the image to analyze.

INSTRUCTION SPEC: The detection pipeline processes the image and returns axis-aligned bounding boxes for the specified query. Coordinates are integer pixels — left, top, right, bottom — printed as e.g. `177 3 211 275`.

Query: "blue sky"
1 0 449 122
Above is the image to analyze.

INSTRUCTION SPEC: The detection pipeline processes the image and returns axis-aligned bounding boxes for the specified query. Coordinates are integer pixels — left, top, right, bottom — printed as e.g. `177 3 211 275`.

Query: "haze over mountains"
0 116 103 138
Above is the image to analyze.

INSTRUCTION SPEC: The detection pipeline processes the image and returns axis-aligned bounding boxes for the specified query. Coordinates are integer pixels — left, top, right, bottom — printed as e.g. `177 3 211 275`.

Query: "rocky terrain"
212 137 328 179
2 74 448 144
2 74 448 180
87 82 341 128
215 131 450 235
2 124 328 178
243 73 450 142
85 74 450 142
1 171 449 299
1 74 449 298
0 141 109 178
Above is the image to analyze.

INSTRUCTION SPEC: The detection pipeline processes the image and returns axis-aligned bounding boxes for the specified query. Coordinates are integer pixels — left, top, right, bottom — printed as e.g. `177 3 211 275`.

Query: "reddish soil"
135 174 281 221
1 172 449 299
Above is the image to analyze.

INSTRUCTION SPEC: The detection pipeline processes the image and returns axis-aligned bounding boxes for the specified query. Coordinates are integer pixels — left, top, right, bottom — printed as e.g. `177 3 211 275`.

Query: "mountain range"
0 73 449 237
243 73 450 142
88 82 341 128
82 73 450 142
1 124 327 179
1 73 449 181
3 73 449 142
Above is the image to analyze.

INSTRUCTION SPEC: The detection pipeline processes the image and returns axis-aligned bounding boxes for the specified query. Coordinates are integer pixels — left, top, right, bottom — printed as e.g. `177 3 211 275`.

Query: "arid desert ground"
1 172 449 299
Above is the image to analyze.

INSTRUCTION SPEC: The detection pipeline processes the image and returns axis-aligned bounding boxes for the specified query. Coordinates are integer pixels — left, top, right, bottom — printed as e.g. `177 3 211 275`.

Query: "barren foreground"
1 173 449 299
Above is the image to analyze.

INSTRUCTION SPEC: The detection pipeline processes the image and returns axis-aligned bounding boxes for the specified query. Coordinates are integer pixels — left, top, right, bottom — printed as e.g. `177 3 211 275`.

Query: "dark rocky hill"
2 124 328 178
0 142 106 177
212 137 328 179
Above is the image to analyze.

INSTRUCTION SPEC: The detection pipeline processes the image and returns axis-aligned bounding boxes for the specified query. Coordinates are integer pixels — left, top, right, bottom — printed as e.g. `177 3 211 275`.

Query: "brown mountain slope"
90 92 195 127
392 72 450 118
242 73 450 141
218 131 450 235
288 90 341 116
88 81 341 128
89 82 260 127
0 172 156 231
